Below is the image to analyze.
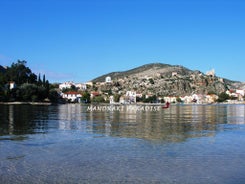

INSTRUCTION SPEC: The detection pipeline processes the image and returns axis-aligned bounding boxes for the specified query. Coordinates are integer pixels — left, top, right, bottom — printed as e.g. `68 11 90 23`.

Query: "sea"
0 104 245 184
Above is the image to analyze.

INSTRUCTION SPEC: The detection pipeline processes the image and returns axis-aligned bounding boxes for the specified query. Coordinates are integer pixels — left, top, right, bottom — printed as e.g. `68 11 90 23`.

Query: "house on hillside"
59 81 74 90
62 91 82 102
75 83 87 90
105 76 112 83
59 81 87 90
226 89 245 101
118 91 136 104
206 69 215 77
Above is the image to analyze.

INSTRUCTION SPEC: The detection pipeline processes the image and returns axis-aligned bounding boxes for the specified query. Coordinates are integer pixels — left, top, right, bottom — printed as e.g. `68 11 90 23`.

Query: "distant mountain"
92 63 242 96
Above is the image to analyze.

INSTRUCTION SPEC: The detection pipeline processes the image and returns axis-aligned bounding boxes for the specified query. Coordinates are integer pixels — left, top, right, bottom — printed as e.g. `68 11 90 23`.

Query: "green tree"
81 91 91 103
143 95 157 103
0 72 6 85
0 60 53 102
176 97 182 103
5 60 37 85
20 83 38 101
42 74 46 86
92 96 105 103
217 92 229 102
7 61 30 84
149 78 154 84
0 86 7 101
48 89 60 103
38 73 42 85
113 94 121 102
19 83 49 102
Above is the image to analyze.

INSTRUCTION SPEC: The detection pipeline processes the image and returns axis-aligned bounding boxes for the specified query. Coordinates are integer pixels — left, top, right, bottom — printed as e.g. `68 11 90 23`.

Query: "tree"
92 96 105 103
113 94 121 102
0 72 6 85
0 86 7 101
20 83 38 101
42 74 46 85
0 60 53 102
176 97 182 103
149 78 154 84
217 92 229 102
48 89 60 103
81 91 91 103
5 60 37 85
143 95 157 103
38 73 42 85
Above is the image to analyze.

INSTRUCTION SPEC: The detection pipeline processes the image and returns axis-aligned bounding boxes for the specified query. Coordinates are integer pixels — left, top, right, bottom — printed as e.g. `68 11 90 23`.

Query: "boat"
162 102 170 109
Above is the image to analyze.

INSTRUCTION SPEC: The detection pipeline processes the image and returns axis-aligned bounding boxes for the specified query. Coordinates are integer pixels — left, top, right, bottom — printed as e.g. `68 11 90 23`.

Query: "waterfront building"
164 96 176 103
126 91 137 103
62 91 82 102
109 96 114 104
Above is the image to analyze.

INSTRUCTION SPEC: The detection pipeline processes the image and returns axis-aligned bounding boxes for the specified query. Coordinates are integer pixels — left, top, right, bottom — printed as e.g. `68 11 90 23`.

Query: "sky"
0 0 244 83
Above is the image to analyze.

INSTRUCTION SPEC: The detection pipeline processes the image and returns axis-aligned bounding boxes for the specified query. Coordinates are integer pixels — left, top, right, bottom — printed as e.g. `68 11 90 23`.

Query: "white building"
105 76 112 83
164 96 177 103
109 96 114 104
180 94 201 104
206 69 215 77
205 94 218 103
9 81 16 90
236 89 245 97
62 92 82 102
59 81 87 90
75 83 87 90
59 81 74 90
119 91 137 104
125 91 136 103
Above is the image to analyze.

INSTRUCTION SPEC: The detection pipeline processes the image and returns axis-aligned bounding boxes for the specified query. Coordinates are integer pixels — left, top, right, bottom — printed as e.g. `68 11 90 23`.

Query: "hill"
92 63 241 96
92 63 192 82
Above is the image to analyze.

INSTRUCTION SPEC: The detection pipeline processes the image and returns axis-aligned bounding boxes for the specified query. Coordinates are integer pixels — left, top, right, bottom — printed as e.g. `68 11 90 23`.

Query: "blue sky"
0 0 244 83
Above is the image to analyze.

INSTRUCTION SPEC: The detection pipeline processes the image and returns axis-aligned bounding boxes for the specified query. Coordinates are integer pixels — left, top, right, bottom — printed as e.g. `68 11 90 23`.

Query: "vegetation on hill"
0 60 59 102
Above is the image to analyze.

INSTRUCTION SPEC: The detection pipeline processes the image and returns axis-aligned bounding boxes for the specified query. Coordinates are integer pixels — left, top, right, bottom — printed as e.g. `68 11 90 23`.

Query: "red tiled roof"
91 91 100 96
64 91 81 95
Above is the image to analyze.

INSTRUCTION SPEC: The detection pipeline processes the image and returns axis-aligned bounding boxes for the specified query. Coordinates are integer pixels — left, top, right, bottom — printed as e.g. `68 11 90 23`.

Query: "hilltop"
92 63 242 96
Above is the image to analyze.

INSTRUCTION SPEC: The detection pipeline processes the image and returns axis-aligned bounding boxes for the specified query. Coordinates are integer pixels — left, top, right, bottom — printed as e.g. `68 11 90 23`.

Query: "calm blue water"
0 104 245 184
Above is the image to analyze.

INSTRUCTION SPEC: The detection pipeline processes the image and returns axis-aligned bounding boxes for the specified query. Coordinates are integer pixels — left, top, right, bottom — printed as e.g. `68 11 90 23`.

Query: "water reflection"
1 104 245 184
1 104 245 142
0 105 50 136
54 104 245 142
227 105 245 124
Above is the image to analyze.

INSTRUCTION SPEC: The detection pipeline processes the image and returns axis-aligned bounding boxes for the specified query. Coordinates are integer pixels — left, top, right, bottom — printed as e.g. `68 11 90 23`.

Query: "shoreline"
0 101 244 106
0 102 52 105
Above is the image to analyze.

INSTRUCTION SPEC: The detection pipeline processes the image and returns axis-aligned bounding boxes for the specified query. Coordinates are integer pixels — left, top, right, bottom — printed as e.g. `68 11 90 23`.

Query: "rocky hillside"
92 63 242 96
